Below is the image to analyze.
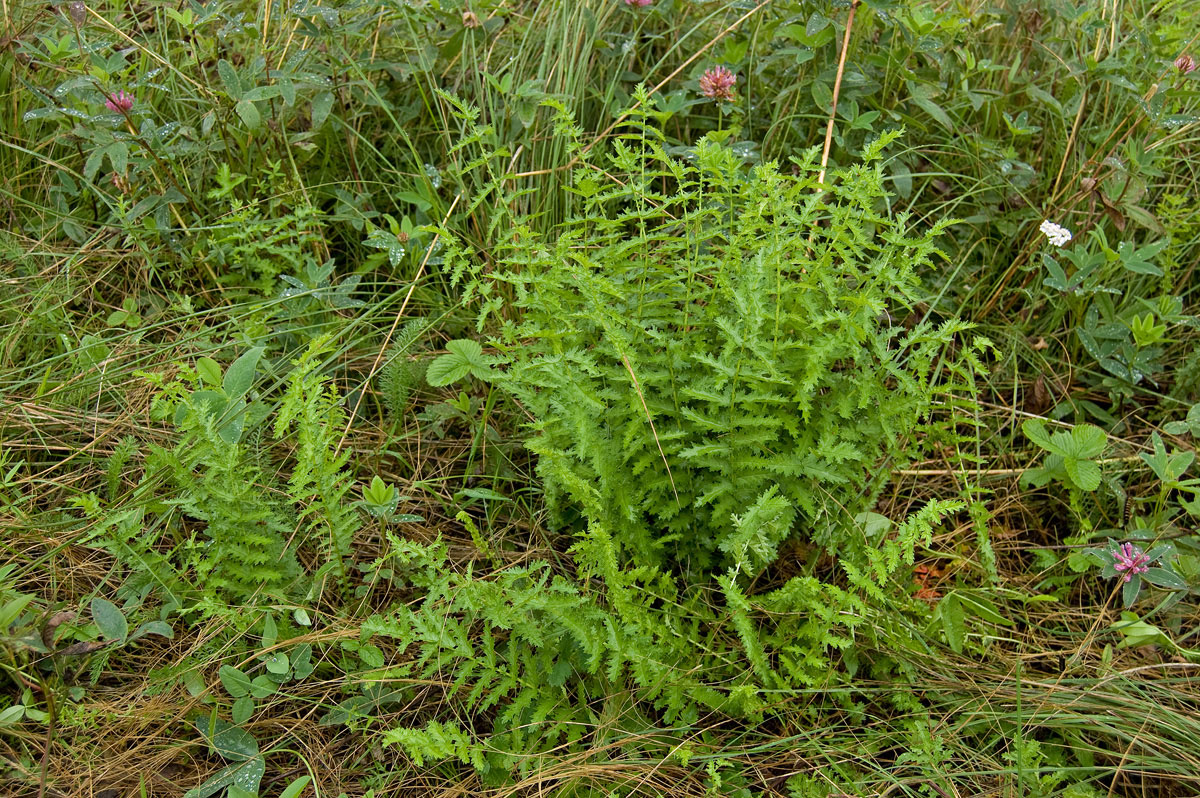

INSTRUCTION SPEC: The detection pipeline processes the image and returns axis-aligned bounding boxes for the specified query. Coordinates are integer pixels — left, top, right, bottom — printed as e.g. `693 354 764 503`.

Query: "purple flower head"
625 0 653 6
699 65 737 102
1177 54 1197 75
1113 542 1152 582
105 90 134 114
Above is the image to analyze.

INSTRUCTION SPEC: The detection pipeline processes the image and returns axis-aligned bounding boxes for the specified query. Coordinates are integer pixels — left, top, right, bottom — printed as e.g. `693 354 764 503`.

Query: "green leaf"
363 475 394 506
427 339 493 386
231 696 255 725
219 665 252 698
128 620 174 642
1112 611 1169 647
183 390 228 424
1064 458 1102 492
217 59 242 100
1022 419 1060 455
261 614 278 649
1122 575 1141 607
426 354 472 387
910 93 953 131
235 98 261 130
249 675 278 698
278 77 296 108
91 598 128 643
0 705 26 726
359 643 385 669
1139 432 1174 481
1143 567 1187 590
446 339 484 365
291 644 314 680
311 91 334 128
264 652 290 675
940 594 965 653
223 347 264 401
1065 424 1107 459
0 594 34 632
183 756 265 798
279 775 312 798
956 593 1013 627
84 146 105 182
197 357 223 386
107 141 128 174
242 85 281 102
211 722 259 761
214 397 248 445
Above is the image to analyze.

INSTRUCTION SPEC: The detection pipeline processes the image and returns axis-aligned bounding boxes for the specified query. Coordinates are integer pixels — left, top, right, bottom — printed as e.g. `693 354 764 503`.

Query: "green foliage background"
1 0 1200 796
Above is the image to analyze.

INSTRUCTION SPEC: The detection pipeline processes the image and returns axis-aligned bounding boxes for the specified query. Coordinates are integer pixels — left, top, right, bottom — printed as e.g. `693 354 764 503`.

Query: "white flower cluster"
1039 219 1073 247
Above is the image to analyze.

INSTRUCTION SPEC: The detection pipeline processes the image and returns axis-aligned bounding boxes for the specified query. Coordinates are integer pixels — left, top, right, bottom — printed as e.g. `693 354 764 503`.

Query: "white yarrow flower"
1039 219 1073 247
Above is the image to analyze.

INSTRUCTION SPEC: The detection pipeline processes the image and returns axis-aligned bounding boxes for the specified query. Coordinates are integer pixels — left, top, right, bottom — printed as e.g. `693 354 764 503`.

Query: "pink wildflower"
1177 54 1197 75
625 0 653 5
1113 542 1152 583
105 90 134 114
699 65 737 102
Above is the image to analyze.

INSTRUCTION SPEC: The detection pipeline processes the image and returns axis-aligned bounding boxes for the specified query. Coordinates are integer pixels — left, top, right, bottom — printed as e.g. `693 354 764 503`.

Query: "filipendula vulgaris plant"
422 89 991 722
452 90 981 576
88 340 366 610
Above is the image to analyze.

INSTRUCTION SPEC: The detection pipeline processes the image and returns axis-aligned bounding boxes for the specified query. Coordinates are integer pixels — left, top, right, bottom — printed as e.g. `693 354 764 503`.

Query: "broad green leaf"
215 398 248 445
291 644 314 680
183 755 265 798
1022 419 1060 455
211 722 259 761
223 347 264 401
231 696 255 725
264 652 290 675
128 620 174 642
311 91 334 128
219 665 252 698
0 594 34 632
1066 424 1106 459
1143 567 1187 590
1122 575 1141 607
91 598 128 643
0 705 25 726
425 354 472 387
235 98 260 130
1112 611 1170 647
197 357 223 386
1064 458 1101 491
249 674 278 698
445 338 484 365
940 594 965 654
457 487 510 503
1139 432 1170 481
261 614 278 649
358 643 385 669
278 77 296 107
217 59 242 100
242 85 281 102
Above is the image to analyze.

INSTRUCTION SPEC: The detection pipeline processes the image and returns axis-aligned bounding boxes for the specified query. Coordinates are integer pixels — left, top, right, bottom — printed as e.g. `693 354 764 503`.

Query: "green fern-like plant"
378 316 430 419
162 403 302 600
274 339 360 582
478 102 975 577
